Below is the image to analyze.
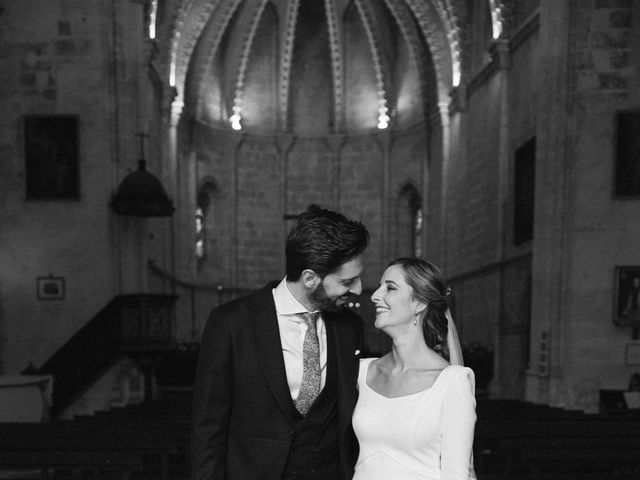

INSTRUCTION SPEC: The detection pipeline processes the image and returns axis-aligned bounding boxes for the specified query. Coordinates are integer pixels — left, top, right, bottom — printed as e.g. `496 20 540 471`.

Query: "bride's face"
370 265 423 330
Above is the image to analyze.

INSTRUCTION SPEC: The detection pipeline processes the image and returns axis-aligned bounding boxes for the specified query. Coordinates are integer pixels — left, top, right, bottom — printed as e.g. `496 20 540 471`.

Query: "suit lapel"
250 288 296 423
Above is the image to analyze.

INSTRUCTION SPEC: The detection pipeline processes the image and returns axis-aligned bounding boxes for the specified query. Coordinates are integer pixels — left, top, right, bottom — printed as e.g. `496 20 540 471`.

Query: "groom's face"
309 255 364 312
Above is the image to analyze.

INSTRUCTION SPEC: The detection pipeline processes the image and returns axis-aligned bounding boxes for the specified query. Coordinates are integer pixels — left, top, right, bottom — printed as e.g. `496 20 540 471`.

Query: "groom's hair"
286 206 369 281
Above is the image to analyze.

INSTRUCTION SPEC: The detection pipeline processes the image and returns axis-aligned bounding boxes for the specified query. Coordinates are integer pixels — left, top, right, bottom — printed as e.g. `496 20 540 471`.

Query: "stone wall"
0 0 172 374
556 0 640 411
0 0 142 373
175 122 433 346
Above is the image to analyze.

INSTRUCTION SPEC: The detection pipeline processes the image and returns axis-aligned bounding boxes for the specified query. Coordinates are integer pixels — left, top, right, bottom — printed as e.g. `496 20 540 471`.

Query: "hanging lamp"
111 133 174 217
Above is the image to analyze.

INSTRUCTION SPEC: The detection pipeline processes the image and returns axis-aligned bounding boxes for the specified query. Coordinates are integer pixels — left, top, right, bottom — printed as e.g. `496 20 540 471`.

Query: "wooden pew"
474 417 640 479
0 450 142 480
0 420 187 480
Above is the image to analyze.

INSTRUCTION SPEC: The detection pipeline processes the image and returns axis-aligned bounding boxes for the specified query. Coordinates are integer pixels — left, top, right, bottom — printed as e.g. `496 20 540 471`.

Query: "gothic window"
195 180 218 263
396 184 423 258
195 207 205 260
413 205 423 258
514 137 536 245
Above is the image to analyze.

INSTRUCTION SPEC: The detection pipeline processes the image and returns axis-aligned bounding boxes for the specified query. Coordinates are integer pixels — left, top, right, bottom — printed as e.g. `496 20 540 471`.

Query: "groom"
191 206 370 480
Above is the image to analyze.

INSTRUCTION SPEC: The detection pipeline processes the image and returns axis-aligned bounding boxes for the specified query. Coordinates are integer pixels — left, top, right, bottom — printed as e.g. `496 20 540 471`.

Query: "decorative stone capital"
169 95 183 127
449 84 467 113
143 37 157 65
490 38 511 70
437 101 450 121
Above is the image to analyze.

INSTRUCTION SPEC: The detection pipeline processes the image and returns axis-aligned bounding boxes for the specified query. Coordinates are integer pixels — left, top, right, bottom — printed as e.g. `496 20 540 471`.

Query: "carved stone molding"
449 84 467 113
490 38 511 70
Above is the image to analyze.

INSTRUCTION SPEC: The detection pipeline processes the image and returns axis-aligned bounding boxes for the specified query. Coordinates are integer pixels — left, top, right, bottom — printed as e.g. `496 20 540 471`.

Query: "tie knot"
302 311 320 325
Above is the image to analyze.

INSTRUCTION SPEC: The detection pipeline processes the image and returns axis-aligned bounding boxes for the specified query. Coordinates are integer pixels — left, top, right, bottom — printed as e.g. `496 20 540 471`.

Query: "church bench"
0 450 142 480
520 447 640 479
473 418 640 478
476 418 640 438
0 423 185 480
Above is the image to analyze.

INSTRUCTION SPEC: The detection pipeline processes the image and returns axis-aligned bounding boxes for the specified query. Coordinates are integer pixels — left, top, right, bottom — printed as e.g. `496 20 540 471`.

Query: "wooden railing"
37 294 177 416
147 260 256 341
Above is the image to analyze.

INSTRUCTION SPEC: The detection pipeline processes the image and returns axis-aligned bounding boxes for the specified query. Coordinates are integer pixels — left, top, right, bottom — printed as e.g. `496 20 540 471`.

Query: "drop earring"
413 318 417 326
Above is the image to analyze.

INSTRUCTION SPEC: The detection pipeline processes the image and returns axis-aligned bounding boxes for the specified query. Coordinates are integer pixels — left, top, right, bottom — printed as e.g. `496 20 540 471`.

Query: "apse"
185 0 434 136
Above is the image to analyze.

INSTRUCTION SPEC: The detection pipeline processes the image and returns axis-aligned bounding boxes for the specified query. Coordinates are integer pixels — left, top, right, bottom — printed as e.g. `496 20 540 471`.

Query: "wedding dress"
352 358 476 480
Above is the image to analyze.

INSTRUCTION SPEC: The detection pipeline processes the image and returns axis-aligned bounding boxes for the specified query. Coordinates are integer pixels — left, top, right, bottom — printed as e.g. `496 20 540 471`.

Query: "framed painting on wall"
613 111 640 198
24 115 79 200
614 266 640 327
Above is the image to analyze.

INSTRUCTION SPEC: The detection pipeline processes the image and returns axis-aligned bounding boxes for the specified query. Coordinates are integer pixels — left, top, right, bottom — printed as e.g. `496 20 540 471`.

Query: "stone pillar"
526 0 572 406
276 133 296 272
230 133 247 288
488 38 511 398
326 134 345 209
374 132 392 264
438 101 451 268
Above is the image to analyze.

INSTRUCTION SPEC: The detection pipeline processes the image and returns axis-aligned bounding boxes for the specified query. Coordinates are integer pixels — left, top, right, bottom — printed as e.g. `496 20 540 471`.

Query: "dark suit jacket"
191 282 363 480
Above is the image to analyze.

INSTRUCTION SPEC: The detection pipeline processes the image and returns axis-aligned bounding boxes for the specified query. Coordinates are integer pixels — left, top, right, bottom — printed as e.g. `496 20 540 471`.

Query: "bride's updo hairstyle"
387 257 451 360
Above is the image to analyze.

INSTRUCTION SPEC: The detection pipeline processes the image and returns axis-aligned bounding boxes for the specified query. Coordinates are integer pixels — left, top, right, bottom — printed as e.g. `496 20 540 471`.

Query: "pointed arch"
195 178 220 264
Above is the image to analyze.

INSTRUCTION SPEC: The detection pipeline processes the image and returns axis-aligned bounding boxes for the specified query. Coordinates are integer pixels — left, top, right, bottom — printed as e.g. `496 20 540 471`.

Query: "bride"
352 257 477 480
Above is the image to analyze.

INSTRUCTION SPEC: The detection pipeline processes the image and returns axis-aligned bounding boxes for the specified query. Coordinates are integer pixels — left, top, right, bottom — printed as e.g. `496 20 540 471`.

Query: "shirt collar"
273 277 311 316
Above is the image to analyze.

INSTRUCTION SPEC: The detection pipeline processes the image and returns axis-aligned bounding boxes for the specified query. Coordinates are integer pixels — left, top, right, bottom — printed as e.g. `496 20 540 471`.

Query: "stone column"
230 133 247 288
489 38 511 398
276 133 296 272
326 134 345 210
438 101 451 268
375 131 392 264
526 0 572 406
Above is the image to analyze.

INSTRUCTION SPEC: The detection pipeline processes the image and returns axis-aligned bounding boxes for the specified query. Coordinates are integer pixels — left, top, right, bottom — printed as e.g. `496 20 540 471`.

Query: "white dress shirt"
272 278 328 400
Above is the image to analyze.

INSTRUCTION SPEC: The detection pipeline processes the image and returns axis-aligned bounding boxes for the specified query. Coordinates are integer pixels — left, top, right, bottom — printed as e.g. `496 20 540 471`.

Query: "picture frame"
613 110 640 198
24 115 80 200
37 275 65 300
626 344 640 366
614 266 640 327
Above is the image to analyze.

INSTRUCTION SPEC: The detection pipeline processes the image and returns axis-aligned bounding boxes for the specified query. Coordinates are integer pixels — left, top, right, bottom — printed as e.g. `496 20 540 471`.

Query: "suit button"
288 429 294 437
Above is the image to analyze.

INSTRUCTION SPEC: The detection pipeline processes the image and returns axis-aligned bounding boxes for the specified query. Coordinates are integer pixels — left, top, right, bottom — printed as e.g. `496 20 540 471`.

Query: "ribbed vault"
155 0 512 134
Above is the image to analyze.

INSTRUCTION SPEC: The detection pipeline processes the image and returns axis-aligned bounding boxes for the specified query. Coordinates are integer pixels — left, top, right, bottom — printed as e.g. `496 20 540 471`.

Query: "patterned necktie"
295 311 321 416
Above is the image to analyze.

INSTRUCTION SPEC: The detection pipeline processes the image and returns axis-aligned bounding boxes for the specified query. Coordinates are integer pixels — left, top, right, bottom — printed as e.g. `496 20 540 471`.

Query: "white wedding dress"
352 358 476 480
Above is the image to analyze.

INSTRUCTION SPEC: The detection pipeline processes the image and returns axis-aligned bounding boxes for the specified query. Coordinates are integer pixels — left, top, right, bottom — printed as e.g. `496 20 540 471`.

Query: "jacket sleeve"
191 307 234 480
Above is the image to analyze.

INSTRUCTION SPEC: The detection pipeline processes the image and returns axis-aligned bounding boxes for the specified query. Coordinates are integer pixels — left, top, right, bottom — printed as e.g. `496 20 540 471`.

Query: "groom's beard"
309 282 343 312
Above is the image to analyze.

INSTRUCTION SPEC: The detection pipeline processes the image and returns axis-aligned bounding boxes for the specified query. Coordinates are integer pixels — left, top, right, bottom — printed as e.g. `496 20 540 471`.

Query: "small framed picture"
614 266 640 327
626 344 640 366
613 110 640 198
37 275 65 300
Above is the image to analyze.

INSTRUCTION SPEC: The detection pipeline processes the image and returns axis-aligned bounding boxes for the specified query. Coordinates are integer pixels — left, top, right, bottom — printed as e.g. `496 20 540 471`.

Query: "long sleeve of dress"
440 367 476 480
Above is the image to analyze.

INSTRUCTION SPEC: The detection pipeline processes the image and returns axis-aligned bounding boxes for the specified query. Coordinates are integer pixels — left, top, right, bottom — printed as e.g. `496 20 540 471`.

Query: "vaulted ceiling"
156 0 510 135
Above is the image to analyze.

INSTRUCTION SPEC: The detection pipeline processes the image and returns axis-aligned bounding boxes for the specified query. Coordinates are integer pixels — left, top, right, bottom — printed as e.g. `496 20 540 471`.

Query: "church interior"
1 0 640 478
